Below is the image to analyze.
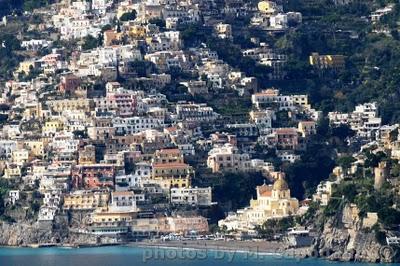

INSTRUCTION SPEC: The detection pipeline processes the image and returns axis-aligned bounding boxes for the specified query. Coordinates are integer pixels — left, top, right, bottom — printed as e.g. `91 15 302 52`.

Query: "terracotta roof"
257 184 272 197
276 128 297 134
157 148 181 154
112 191 133 196
300 121 316 125
164 127 178 132
254 89 279 97
153 163 190 169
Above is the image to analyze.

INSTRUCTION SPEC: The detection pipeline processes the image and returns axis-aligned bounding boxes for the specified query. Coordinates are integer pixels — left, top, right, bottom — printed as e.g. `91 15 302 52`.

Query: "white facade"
22 39 53 50
313 181 334 206
278 152 300 163
115 162 152 188
0 140 17 159
176 103 217 122
8 190 20 205
43 189 62 207
170 187 212 206
109 191 138 212
252 89 309 111
113 116 163 134
92 0 113 14
178 143 195 156
38 206 57 222
207 144 251 173
329 102 381 138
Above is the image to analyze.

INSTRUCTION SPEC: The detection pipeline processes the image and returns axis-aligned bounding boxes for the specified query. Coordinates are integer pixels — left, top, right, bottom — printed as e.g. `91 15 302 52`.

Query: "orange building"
72 164 115 189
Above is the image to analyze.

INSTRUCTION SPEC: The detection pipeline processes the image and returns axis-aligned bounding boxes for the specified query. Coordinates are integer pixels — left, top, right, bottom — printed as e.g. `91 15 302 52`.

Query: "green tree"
149 18 166 29
82 35 101 50
255 217 295 239
120 10 137 22
337 156 356 170
378 207 400 227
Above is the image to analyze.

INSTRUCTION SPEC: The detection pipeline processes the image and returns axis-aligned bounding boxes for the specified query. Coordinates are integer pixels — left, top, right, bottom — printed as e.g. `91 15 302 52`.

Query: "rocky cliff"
0 214 120 247
311 204 399 263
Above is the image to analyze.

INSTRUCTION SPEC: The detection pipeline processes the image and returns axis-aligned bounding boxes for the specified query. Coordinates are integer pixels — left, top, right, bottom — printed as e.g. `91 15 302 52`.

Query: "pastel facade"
218 176 299 231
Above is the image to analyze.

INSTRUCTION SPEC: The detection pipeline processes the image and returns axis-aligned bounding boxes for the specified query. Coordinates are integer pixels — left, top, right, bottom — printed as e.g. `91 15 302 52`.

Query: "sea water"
0 246 395 266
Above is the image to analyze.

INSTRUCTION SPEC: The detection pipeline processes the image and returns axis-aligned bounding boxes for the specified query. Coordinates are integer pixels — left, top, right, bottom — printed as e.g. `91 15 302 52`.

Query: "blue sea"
0 246 396 266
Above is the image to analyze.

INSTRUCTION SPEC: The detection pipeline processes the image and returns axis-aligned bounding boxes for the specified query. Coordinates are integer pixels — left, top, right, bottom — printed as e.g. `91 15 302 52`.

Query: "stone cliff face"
0 215 119 247
311 204 399 263
0 222 53 246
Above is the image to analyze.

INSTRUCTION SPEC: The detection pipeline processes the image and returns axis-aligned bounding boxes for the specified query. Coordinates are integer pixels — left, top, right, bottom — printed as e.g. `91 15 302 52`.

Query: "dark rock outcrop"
311 204 399 263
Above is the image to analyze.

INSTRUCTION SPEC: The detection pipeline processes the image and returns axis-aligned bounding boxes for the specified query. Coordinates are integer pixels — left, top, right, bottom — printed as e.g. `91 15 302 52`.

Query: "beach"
130 239 284 254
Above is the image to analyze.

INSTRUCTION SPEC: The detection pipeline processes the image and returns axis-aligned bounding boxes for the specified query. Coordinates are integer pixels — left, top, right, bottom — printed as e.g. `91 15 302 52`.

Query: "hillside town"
1 0 400 263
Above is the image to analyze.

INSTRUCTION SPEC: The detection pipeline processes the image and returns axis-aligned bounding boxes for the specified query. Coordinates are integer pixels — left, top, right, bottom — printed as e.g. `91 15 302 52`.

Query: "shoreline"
129 240 285 257
0 239 311 259
0 239 287 253
128 239 285 253
127 240 311 258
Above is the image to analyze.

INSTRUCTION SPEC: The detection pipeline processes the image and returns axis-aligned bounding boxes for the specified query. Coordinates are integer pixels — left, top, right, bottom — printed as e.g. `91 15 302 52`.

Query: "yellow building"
152 170 191 190
258 1 279 14
12 149 30 166
78 145 96 165
129 25 147 39
23 103 42 120
309 53 345 70
47 98 93 113
43 120 64 136
3 164 22 179
247 176 299 221
104 30 123 46
91 209 136 224
152 163 192 189
291 95 310 109
23 140 45 157
16 60 40 74
151 148 194 189
298 121 316 137
218 176 299 231
63 191 110 210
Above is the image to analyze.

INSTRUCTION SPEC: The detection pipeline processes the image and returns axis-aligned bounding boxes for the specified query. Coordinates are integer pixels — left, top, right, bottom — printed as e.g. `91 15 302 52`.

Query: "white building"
251 89 310 110
313 181 335 206
0 140 17 159
8 190 20 205
328 102 381 138
92 0 113 14
371 4 394 22
250 109 275 129
178 143 195 156
115 162 152 188
38 206 57 222
207 144 251 173
176 103 217 122
214 23 232 39
109 191 139 212
22 39 53 50
170 187 213 206
43 189 62 207
269 14 288 29
113 116 163 135
277 152 300 163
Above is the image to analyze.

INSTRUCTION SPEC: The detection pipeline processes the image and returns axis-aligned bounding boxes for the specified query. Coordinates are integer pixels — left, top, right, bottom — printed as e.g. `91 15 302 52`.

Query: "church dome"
273 176 289 190
258 1 275 13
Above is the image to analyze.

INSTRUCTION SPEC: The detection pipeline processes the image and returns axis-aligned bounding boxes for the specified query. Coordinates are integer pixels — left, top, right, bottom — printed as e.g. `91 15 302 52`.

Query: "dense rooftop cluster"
1 0 400 246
